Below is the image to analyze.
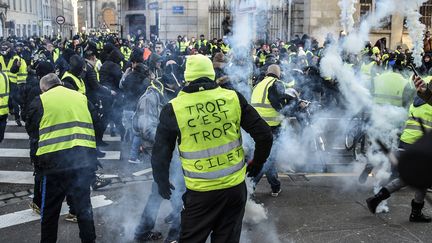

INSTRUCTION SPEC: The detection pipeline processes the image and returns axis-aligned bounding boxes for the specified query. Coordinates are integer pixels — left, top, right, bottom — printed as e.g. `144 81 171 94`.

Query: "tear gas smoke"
342 0 396 53
243 178 268 224
338 0 357 34
401 0 428 67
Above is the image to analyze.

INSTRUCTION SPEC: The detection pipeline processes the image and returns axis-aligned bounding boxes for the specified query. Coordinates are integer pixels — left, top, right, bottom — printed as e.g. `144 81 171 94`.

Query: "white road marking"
0 171 120 184
3 132 121 141
305 173 357 177
132 168 153 177
0 148 121 160
96 174 119 179
6 120 25 126
0 171 34 184
0 195 113 229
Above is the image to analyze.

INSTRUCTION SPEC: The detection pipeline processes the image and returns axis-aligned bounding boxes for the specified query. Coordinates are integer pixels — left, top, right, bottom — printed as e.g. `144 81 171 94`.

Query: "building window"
359 0 373 18
420 0 432 30
129 0 146 10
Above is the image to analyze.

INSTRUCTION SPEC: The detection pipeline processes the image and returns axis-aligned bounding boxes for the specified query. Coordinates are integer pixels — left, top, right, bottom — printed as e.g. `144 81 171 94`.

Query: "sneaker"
271 188 281 197
128 158 142 164
96 148 106 158
92 175 112 190
65 213 78 223
16 119 23 127
135 231 163 241
29 202 41 215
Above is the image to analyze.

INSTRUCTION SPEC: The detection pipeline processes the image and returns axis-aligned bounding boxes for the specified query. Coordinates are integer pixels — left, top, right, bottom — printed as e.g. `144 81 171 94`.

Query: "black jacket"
99 51 123 92
83 61 111 103
151 78 273 189
18 72 41 124
25 85 100 174
122 66 151 110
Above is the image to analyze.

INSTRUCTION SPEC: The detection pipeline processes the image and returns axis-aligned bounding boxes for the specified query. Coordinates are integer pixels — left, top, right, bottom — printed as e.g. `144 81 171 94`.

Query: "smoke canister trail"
338 0 357 34
401 0 427 67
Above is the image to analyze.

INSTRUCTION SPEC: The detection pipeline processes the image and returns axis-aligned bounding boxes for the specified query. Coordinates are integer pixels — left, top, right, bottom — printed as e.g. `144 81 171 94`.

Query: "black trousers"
0 115 6 143
8 83 20 120
40 168 95 243
180 182 247 243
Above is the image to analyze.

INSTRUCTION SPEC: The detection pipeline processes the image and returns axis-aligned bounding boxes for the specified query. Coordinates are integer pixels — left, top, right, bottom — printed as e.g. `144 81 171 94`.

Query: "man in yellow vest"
0 70 8 143
176 35 188 56
26 73 98 242
0 41 24 126
366 94 431 223
151 54 273 242
251 64 299 197
62 55 87 96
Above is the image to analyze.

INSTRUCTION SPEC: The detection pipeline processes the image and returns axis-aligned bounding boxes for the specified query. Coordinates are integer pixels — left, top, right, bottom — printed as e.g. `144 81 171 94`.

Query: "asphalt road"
1 120 431 243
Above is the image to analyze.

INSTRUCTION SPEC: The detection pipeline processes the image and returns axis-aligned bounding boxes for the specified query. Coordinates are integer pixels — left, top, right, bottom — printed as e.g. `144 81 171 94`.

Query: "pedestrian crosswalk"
0 195 113 229
0 120 123 186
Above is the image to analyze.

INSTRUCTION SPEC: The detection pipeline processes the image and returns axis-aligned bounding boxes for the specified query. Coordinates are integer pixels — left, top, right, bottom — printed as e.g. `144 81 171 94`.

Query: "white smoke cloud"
400 0 428 66
338 0 358 34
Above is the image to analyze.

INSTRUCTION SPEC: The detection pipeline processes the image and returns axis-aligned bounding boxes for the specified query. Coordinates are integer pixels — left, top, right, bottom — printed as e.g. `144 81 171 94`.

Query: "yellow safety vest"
400 103 432 144
36 86 96 156
16 57 27 85
371 72 408 107
177 41 188 53
0 72 9 116
120 46 131 61
251 76 282 127
53 48 60 63
360 61 376 80
94 59 102 82
62 71 86 95
0 55 20 84
197 40 208 49
170 87 245 192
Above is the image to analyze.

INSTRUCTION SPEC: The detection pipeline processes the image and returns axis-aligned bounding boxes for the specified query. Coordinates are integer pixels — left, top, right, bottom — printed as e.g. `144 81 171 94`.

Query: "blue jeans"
129 135 142 160
253 159 280 191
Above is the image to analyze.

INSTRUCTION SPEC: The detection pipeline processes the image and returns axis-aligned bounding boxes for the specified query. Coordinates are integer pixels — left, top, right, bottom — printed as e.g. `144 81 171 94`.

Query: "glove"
246 160 263 178
157 182 175 200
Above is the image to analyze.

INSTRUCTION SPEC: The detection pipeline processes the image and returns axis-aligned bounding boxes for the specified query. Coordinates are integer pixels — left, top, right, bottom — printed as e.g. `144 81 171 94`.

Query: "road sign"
148 1 159 10
172 6 184 14
56 15 65 25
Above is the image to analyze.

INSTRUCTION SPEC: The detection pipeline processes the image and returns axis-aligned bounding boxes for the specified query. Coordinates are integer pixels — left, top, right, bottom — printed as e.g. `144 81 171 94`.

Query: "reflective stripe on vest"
170 87 245 192
372 72 407 107
251 76 282 126
400 104 432 144
0 72 9 116
62 71 86 95
36 86 95 156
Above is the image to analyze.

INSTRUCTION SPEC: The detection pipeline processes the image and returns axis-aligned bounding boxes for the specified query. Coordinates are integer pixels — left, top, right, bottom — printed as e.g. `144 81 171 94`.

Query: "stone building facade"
4 0 75 38
106 0 432 50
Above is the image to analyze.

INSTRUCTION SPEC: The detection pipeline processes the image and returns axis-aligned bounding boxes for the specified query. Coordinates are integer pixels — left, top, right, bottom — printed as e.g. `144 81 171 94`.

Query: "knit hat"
184 54 215 82
267 64 281 79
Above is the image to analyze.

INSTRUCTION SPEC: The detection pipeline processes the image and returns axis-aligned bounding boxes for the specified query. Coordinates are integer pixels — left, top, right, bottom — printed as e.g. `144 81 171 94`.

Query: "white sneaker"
271 188 281 197
128 158 142 164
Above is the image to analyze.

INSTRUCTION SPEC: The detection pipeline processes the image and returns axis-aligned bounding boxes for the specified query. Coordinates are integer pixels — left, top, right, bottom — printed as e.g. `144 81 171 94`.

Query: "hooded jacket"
121 63 151 110
99 49 124 91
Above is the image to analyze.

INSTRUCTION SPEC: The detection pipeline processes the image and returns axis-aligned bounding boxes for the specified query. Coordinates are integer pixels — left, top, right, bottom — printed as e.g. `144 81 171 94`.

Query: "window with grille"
420 0 432 30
